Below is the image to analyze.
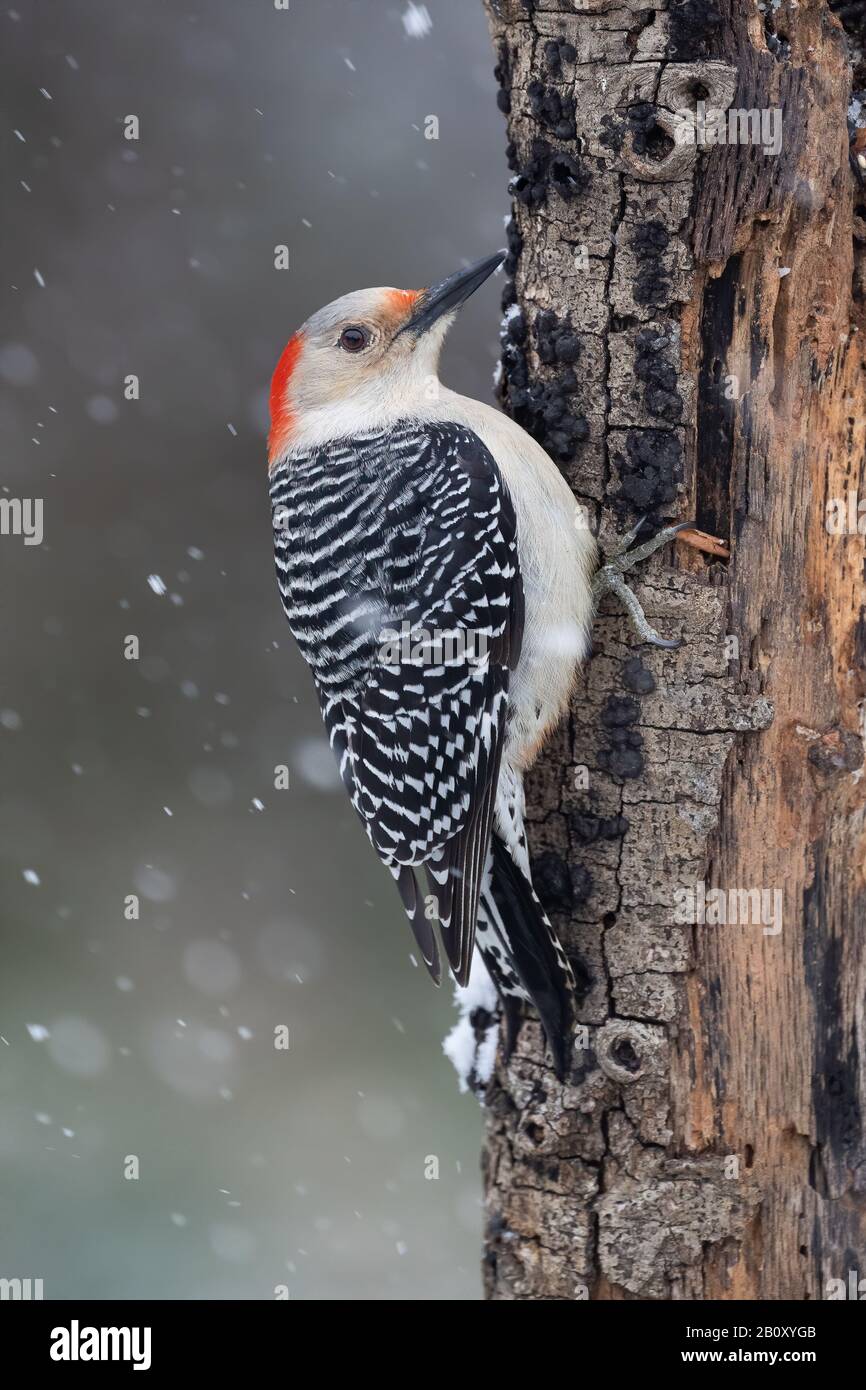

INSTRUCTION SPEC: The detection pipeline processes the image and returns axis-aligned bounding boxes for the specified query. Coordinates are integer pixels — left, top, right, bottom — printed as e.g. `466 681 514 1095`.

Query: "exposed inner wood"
677 527 731 557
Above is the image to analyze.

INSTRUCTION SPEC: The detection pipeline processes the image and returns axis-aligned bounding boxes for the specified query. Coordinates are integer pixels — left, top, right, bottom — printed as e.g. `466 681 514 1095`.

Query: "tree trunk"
480 0 866 1301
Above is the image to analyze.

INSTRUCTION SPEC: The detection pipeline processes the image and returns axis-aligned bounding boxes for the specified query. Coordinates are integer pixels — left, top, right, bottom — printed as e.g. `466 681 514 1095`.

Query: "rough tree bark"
480 0 866 1300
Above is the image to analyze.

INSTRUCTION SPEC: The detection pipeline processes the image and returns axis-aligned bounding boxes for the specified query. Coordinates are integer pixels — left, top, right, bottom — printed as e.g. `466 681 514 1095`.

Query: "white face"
269 287 454 458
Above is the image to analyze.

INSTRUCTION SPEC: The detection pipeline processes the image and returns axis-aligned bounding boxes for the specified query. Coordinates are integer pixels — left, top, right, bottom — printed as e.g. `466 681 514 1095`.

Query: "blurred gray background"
1 0 507 1300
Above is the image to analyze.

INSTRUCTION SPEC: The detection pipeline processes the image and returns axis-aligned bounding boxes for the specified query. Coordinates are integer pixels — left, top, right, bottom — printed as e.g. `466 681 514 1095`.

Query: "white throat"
279 374 448 458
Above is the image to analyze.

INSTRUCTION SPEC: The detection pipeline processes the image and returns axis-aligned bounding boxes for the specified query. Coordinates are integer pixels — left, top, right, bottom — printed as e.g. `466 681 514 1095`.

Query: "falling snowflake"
402 3 432 39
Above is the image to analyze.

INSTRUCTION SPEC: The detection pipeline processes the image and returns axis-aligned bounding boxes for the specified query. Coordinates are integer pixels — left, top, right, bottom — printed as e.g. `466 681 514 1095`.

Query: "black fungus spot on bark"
503 308 526 349
599 113 626 154
543 36 577 76
613 428 682 515
550 151 589 198
509 138 552 208
635 258 671 307
500 218 523 307
515 374 589 461
509 138 589 209
632 220 672 308
498 307 589 463
527 79 577 140
595 662 657 786
493 40 513 116
667 0 723 61
633 221 670 257
627 102 662 159
535 308 581 365
622 656 656 695
531 851 573 913
569 811 630 844
601 694 641 727
635 328 683 422
598 726 645 780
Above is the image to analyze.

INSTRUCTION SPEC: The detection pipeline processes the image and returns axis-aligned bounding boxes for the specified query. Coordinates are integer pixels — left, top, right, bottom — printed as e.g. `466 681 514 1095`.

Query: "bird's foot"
592 518 696 650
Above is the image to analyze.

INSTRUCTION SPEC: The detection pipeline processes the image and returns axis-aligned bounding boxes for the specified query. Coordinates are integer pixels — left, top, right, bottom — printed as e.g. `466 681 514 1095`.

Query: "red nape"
268 332 303 459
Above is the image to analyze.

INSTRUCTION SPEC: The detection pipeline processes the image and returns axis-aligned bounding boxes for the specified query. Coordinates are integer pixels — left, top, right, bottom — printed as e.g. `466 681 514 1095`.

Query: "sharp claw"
605 514 651 561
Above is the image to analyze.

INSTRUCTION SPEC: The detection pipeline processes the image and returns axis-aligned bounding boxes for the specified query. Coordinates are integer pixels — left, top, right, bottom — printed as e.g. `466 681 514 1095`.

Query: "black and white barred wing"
351 425 523 989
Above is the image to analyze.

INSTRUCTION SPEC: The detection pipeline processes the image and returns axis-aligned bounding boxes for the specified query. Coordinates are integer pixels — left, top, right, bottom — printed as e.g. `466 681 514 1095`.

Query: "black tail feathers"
483 837 576 1081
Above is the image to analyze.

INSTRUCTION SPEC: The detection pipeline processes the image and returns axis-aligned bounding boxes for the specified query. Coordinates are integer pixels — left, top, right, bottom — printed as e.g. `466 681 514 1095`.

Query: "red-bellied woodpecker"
268 251 693 1079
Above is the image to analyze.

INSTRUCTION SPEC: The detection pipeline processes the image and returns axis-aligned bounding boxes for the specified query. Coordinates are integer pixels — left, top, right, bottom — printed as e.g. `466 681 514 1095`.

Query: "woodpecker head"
269 250 506 463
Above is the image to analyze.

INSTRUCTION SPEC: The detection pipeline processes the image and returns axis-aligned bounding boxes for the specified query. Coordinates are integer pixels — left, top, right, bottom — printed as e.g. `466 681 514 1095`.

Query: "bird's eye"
339 326 370 353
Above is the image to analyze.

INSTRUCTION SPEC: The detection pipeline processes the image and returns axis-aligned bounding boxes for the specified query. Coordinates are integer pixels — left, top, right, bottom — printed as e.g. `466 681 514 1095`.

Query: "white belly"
427 390 597 769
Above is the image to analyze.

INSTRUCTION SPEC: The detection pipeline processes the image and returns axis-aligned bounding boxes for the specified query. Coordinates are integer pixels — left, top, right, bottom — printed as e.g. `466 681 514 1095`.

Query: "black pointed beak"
400 250 506 336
